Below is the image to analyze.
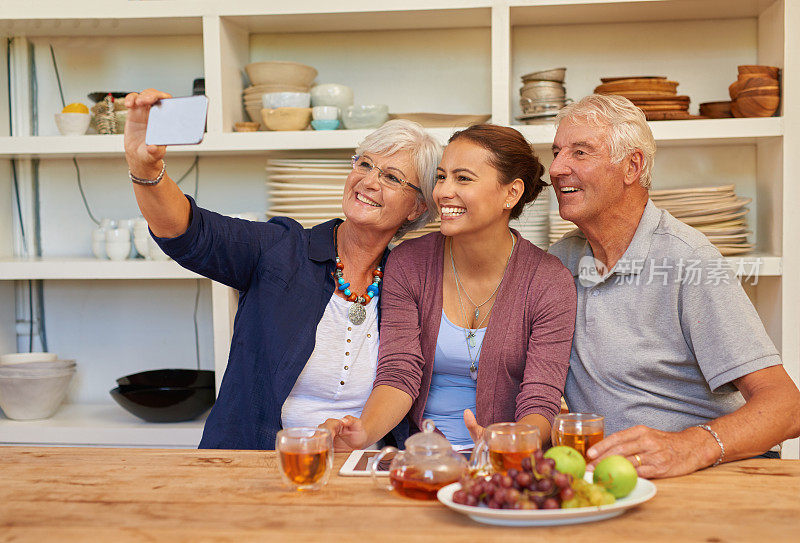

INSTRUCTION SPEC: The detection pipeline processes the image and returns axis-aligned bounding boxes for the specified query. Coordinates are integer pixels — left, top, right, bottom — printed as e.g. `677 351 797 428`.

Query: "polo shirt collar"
565 199 660 278
308 218 342 263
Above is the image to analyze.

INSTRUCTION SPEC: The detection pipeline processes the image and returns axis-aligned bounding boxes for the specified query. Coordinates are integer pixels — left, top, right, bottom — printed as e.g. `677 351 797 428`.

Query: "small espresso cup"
312 106 339 121
276 427 334 491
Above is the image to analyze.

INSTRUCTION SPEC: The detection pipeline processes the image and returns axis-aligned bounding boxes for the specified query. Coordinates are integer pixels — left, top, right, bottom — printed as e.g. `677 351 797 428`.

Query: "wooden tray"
645 111 704 121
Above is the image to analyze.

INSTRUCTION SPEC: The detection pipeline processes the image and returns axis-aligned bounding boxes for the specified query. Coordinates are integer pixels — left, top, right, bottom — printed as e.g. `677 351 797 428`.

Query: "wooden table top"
1 447 798 542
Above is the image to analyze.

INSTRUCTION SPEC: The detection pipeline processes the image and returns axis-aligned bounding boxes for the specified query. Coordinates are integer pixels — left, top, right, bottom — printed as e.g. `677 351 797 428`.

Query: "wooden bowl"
737 87 780 97
699 101 733 118
595 79 678 94
738 65 780 80
740 76 780 91
735 95 780 117
234 121 260 132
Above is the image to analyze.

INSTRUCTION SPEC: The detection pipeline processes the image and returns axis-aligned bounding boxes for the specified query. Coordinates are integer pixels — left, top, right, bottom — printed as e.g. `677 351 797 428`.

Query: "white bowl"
0 352 58 365
312 106 339 120
92 240 107 260
262 92 311 109
0 370 75 420
105 241 131 261
54 113 90 136
342 105 389 129
310 84 354 111
148 237 170 261
134 235 151 258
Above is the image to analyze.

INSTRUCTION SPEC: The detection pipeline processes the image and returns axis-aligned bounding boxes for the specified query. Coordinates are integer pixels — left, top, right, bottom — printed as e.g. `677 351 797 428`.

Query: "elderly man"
547 94 800 478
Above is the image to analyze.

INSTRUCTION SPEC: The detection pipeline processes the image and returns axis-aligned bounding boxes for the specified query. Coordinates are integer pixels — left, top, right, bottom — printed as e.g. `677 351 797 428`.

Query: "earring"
505 203 510 208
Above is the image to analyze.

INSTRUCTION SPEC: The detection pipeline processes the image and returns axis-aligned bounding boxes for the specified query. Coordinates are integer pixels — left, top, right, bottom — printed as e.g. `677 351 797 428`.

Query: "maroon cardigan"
373 230 577 434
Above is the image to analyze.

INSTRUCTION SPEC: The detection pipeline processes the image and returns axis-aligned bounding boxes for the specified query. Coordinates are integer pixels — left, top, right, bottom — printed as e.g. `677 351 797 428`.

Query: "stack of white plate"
650 184 753 256
512 190 550 249
265 158 350 228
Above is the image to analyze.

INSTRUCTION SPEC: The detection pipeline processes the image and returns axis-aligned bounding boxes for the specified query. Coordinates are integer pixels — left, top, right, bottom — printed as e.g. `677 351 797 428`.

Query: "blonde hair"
555 94 656 188
356 120 442 238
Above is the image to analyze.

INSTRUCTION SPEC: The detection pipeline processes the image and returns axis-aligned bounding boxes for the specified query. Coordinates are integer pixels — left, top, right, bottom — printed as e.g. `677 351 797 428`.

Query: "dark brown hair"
448 124 547 220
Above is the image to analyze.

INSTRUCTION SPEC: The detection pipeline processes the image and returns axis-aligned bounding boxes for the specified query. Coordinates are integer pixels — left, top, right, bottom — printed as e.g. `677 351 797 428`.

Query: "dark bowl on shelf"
116 369 215 389
88 91 132 103
109 386 215 423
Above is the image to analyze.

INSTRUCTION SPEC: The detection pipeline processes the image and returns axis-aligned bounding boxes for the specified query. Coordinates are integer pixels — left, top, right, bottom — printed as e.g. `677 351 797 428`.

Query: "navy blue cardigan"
154 195 407 449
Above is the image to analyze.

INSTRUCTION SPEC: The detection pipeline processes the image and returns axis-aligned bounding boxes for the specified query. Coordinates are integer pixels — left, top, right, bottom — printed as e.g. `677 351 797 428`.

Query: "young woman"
324 124 577 449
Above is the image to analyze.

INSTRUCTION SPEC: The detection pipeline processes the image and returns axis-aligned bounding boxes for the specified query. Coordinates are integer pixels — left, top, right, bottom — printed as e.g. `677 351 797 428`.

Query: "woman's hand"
319 415 370 452
463 409 485 443
124 89 171 179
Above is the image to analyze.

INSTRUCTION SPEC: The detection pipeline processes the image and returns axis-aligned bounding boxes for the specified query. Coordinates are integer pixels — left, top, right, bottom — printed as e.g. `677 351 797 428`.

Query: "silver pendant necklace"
450 231 516 381
333 224 382 326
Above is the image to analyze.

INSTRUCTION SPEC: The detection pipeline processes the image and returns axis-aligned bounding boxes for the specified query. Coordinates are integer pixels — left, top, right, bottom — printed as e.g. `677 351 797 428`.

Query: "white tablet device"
338 449 392 477
145 95 208 146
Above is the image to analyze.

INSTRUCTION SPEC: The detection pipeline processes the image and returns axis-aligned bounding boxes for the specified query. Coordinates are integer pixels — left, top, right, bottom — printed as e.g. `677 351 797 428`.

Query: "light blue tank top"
422 310 486 448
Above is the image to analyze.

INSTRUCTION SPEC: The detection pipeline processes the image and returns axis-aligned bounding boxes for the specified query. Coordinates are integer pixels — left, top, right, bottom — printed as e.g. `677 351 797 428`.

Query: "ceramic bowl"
54 113 90 136
0 359 75 372
521 67 567 83
0 352 58 365
262 92 311 109
0 369 75 420
105 241 131 261
261 107 312 131
116 369 216 388
310 84 354 111
109 385 215 422
311 119 340 130
312 106 339 120
147 238 170 261
245 61 317 87
342 105 389 129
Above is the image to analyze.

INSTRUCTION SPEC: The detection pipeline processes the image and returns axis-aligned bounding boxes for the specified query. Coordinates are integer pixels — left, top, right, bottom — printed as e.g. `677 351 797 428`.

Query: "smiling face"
341 150 425 236
550 118 631 228
433 138 520 238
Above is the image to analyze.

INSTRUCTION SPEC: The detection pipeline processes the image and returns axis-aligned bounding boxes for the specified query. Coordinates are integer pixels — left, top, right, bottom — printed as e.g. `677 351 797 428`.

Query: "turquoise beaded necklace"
333 223 383 325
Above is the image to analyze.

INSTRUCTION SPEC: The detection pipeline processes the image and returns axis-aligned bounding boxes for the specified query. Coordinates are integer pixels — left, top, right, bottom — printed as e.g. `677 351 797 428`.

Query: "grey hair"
555 94 656 189
355 119 442 239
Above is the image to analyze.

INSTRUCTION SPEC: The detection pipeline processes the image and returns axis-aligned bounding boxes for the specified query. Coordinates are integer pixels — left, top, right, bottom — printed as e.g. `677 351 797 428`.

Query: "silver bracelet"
129 161 166 186
695 424 725 467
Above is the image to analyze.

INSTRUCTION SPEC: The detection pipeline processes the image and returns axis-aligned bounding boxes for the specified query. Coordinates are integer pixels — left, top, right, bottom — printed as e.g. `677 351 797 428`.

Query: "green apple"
593 455 638 498
543 446 586 480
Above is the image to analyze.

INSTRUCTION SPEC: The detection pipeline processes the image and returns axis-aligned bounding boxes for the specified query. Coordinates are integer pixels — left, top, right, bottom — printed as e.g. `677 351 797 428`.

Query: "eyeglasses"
351 155 422 194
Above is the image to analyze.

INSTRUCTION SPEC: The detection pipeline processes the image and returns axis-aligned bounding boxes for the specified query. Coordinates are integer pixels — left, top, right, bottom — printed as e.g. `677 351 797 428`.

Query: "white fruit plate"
436 473 656 527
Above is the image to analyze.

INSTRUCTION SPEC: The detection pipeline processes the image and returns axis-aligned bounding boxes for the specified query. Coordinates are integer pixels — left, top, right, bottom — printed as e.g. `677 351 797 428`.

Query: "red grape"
533 449 545 461
516 471 533 488
536 478 554 493
453 489 468 504
560 487 575 501
542 497 561 509
521 456 533 472
553 472 571 489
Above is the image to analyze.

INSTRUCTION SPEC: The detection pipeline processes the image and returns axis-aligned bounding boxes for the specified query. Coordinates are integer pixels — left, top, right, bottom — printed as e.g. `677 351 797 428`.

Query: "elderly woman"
326 124 577 450
124 89 441 450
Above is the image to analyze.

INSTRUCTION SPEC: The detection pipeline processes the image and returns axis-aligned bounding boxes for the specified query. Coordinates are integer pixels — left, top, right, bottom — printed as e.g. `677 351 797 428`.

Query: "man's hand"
586 425 718 479
463 409 485 443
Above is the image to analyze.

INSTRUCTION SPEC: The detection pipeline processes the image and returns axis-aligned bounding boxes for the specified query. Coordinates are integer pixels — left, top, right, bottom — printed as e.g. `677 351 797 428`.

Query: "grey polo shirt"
549 200 781 436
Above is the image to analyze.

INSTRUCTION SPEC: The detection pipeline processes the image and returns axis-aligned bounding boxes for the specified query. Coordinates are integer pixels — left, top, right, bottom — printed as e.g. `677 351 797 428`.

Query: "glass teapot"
370 419 467 500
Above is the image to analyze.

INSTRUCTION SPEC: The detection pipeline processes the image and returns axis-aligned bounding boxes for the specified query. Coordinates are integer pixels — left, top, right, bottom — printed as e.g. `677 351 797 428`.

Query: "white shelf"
0 258 201 280
509 0 774 26
0 118 784 158
0 403 205 448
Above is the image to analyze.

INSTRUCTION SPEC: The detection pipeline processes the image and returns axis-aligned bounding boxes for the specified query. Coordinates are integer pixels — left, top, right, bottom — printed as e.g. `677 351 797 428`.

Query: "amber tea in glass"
471 422 541 474
551 413 604 461
276 427 333 491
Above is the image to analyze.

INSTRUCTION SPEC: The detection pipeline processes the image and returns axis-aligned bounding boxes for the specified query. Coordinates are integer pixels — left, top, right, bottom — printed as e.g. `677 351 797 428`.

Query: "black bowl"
88 91 131 103
109 386 215 423
116 369 215 389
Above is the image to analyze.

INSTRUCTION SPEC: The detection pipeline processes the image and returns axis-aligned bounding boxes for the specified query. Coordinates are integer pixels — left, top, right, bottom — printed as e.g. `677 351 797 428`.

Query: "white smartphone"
338 449 390 477
145 95 209 146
